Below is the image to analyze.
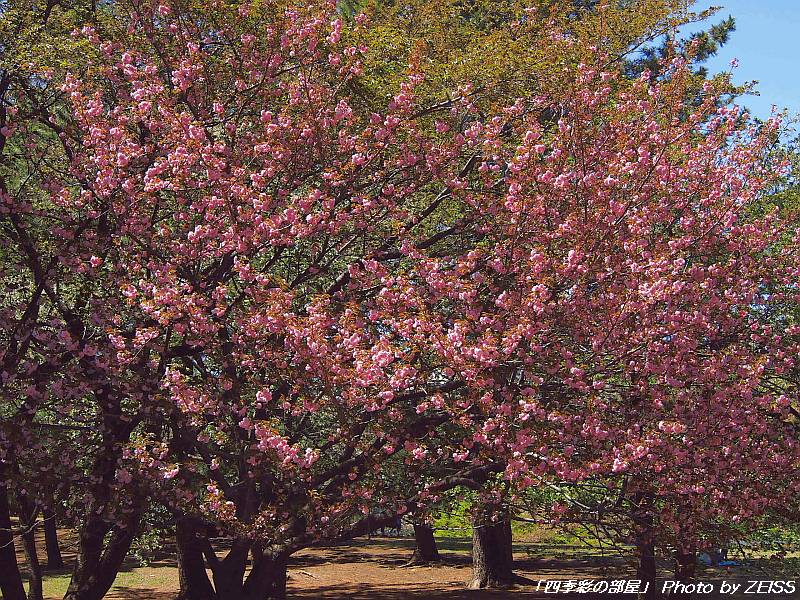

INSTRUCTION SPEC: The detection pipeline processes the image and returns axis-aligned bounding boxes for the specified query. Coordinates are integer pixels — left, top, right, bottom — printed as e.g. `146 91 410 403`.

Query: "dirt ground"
16 529 800 599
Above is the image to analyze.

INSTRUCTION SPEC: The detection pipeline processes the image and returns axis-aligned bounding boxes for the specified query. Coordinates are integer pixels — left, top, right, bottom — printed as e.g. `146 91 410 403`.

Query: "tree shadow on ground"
290 544 472 568
105 588 176 600
515 555 634 577
291 547 401 567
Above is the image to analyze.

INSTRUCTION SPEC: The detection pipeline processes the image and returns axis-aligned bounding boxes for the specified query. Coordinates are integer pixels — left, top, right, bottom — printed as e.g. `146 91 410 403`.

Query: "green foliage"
350 0 694 114
627 9 736 79
129 504 175 566
431 491 475 537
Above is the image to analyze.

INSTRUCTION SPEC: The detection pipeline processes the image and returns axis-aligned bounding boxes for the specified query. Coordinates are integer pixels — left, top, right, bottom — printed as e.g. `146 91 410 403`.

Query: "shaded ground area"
284 542 615 599
16 529 800 599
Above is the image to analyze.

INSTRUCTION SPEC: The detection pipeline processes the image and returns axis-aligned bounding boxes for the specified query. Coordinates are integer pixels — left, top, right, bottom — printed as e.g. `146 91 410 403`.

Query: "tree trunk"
405 524 440 566
198 536 289 600
675 548 695 581
673 548 696 599
62 390 141 600
63 514 139 600
0 477 27 600
43 508 64 571
242 545 288 600
19 493 44 600
633 496 657 600
175 518 214 600
467 514 514 589
207 539 250 600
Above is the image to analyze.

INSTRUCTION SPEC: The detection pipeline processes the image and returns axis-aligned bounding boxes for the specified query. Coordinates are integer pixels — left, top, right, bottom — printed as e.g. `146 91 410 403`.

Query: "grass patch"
39 565 179 600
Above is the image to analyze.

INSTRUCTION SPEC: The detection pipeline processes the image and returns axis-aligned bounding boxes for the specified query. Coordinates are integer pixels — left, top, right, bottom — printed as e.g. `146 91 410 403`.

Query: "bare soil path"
13 528 799 599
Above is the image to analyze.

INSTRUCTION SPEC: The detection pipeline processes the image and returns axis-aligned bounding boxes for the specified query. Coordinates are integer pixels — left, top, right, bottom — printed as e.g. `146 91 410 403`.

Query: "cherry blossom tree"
1 2 154 599
3 0 800 599
51 0 507 597
383 53 800 592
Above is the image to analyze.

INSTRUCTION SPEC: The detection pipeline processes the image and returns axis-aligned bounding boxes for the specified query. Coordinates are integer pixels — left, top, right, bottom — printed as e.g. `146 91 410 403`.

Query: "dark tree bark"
63 516 139 600
405 524 440 566
675 548 695 581
673 547 696 599
467 514 514 589
42 507 64 571
63 386 143 600
0 476 27 600
242 544 288 600
176 525 289 600
175 518 214 600
207 539 250 600
632 495 657 600
636 536 657 600
18 493 44 600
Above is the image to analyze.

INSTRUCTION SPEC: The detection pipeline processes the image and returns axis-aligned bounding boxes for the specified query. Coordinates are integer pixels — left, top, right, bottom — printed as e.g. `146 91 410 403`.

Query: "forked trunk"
43 507 65 570
0 477 27 600
202 537 288 600
63 514 139 600
208 539 250 599
242 545 288 600
405 523 440 566
63 390 141 600
467 514 514 589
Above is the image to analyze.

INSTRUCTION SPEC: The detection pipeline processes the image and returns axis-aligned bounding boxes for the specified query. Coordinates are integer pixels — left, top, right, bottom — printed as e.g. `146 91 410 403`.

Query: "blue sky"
681 1 800 120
